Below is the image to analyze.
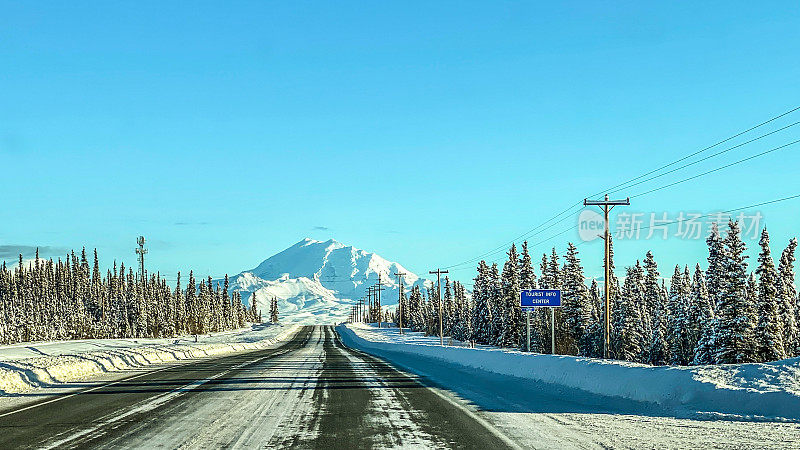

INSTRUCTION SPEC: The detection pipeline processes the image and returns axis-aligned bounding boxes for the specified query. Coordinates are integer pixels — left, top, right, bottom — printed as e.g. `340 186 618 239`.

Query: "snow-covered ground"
338 323 800 447
0 323 299 395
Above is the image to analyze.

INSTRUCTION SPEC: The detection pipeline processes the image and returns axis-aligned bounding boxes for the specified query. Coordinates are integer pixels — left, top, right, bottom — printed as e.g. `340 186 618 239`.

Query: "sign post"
520 289 562 354
526 309 531 352
551 308 555 354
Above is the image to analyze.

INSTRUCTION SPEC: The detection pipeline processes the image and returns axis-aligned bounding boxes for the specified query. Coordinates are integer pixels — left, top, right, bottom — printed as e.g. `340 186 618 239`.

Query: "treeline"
0 248 263 345
391 221 799 365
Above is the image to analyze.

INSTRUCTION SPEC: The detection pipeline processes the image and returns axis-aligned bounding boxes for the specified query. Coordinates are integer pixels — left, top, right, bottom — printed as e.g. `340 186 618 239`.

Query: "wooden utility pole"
583 194 629 359
368 287 374 323
394 272 406 335
428 269 449 346
376 275 383 328
375 281 385 328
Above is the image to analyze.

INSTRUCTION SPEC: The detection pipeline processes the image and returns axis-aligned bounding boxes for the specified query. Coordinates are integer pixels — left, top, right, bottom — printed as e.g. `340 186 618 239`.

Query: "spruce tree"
584 279 604 357
615 263 646 362
519 241 537 290
549 248 568 353
470 261 493 344
562 243 592 355
667 265 692 365
173 272 184 334
643 252 668 364
270 297 279 323
186 271 198 335
714 220 757 364
755 228 785 362
488 262 504 346
498 244 521 348
777 238 798 357
690 265 715 365
706 223 724 314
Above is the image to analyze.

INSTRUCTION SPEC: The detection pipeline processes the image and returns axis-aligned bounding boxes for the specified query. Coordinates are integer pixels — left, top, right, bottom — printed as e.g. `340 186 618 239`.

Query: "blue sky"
2 1 799 285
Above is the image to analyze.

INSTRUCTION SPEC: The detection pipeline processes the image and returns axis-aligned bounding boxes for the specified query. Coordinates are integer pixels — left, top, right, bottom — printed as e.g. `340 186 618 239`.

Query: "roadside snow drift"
337 324 800 422
0 324 299 395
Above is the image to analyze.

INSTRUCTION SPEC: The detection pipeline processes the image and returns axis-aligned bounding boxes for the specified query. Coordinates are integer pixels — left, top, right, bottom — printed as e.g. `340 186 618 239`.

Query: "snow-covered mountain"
225 238 432 324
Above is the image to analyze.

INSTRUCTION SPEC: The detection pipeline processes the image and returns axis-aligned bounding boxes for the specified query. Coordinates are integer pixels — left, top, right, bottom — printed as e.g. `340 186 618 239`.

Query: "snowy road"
3 325 798 449
0 326 514 449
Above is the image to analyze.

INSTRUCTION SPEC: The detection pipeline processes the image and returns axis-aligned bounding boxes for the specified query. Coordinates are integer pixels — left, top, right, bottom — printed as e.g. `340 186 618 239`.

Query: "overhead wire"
441 106 800 272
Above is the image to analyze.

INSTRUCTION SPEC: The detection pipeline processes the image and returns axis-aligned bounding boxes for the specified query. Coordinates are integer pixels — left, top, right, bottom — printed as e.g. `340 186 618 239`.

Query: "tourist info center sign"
520 289 561 307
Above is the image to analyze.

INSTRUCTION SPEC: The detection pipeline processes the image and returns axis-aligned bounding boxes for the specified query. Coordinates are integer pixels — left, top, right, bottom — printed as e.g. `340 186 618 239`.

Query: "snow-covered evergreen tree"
755 228 785 362
270 297 279 323
691 265 715 365
470 261 493 344
615 262 646 362
667 265 692 365
408 285 424 331
530 253 551 352
641 251 661 348
714 220 757 364
519 241 537 290
638 251 668 364
706 222 724 315
562 243 593 355
584 278 603 357
488 262 505 346
777 238 798 357
498 244 522 348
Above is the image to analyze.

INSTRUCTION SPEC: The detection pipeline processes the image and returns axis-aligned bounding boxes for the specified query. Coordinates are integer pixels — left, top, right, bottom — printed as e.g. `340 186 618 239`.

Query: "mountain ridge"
223 238 432 324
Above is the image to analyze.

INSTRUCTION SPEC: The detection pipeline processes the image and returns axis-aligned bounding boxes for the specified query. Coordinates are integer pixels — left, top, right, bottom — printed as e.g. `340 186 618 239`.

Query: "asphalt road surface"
0 326 517 449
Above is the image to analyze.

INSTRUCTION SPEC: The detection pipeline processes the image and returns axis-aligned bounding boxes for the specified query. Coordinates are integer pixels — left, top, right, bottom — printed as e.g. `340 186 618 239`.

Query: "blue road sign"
520 289 562 307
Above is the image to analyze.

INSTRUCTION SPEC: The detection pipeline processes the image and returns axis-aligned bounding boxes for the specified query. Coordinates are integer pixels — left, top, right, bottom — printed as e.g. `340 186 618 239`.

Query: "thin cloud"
0 245 68 259
312 226 330 231
174 221 210 226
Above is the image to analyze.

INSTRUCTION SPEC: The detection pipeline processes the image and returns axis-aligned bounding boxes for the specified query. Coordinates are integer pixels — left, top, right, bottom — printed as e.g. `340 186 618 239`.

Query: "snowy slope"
225 238 432 324
338 324 800 422
0 324 299 395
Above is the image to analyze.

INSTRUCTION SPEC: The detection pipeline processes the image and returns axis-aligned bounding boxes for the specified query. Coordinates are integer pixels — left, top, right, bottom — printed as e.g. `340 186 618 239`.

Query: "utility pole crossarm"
583 197 630 206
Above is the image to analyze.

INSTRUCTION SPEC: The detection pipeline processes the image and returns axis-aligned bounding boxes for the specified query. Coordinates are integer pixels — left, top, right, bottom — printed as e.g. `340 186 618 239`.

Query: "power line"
441 105 800 271
602 192 800 237
445 206 580 269
588 105 800 197
608 121 799 196
448 134 799 270
454 190 800 273
631 139 800 198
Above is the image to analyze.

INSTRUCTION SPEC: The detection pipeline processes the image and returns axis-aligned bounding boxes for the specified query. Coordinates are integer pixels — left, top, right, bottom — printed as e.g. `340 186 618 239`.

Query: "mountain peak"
296 237 343 249
226 238 432 324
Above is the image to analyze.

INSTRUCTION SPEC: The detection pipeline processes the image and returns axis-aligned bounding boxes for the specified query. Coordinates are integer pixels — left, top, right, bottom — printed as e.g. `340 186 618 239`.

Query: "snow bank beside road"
337 324 800 422
0 323 300 395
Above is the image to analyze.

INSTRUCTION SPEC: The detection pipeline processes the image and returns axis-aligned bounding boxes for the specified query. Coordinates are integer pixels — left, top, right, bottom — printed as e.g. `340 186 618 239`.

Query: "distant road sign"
520 289 561 307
